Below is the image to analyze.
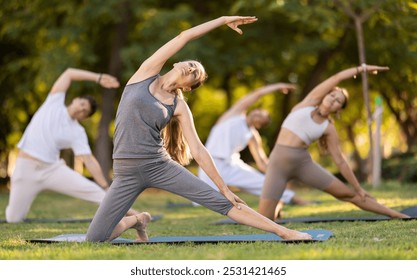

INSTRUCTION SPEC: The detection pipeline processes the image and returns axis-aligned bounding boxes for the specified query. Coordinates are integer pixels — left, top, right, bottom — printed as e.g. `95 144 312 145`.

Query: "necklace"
316 108 328 118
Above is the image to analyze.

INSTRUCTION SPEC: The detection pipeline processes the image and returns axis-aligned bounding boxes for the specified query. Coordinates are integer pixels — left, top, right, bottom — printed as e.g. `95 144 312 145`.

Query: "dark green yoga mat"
214 206 417 225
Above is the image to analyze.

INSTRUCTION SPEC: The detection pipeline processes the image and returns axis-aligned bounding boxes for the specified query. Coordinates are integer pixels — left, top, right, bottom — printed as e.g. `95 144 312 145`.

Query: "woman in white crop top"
258 64 409 220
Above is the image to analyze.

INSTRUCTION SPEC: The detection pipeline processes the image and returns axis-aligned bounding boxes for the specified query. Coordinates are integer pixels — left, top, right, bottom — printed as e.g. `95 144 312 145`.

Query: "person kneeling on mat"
258 64 410 221
6 68 142 228
86 16 312 242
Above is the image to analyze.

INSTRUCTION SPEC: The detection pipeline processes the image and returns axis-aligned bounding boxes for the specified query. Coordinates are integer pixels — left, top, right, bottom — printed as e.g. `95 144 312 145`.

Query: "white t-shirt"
205 114 253 161
17 92 92 163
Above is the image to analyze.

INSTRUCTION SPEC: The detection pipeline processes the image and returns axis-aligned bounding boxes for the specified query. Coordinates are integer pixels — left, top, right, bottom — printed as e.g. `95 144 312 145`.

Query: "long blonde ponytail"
161 90 193 166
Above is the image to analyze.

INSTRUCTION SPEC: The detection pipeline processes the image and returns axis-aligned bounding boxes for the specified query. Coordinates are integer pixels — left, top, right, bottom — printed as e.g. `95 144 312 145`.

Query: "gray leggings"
86 157 233 242
261 145 335 200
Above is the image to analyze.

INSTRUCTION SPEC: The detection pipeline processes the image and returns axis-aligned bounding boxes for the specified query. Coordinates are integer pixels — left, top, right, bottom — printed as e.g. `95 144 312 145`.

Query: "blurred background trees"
1 0 416 185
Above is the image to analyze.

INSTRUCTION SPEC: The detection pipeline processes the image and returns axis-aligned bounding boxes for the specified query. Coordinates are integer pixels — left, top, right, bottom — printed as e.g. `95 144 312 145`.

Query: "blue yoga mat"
166 202 194 209
27 229 333 244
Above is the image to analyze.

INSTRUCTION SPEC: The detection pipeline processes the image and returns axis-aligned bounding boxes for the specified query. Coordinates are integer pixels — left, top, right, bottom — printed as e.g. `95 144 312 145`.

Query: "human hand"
97 73 120 89
256 83 297 97
269 83 297 94
225 16 258 35
359 64 389 75
223 189 247 209
356 187 375 202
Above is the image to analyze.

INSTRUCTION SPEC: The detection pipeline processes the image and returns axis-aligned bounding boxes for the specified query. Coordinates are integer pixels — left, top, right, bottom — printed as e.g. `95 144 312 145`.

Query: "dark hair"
81 95 97 117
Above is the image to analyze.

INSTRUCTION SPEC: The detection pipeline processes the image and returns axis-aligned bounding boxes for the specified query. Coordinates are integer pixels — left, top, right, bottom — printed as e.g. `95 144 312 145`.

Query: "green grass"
1 181 417 260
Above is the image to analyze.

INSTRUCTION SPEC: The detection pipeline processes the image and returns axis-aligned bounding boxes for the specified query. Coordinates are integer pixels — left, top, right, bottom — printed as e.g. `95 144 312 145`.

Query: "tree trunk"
335 0 382 183
353 15 373 182
221 72 233 109
95 2 132 182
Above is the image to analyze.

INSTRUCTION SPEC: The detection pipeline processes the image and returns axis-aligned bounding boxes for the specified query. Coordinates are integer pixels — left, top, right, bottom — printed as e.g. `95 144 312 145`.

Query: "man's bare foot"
133 212 152 242
281 229 312 240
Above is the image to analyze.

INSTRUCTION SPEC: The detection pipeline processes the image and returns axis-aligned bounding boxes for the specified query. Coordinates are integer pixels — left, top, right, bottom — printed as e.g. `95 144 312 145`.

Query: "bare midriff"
275 128 308 148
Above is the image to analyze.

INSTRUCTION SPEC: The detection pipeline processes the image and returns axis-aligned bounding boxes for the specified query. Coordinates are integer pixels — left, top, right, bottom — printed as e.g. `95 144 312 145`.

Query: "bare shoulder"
324 122 339 139
291 103 307 112
174 98 191 117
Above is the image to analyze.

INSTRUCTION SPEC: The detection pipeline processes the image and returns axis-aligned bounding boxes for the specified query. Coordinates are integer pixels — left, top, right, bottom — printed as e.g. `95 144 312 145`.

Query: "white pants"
197 157 295 205
5 157 105 223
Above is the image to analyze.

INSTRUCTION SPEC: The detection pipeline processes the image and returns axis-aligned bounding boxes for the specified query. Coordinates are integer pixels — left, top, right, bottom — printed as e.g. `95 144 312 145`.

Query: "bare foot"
274 201 284 220
126 208 140 216
281 229 312 240
133 212 152 242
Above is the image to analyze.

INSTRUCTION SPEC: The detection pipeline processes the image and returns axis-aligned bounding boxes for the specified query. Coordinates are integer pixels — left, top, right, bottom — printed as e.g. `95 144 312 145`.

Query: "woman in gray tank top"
86 16 312 242
259 64 410 220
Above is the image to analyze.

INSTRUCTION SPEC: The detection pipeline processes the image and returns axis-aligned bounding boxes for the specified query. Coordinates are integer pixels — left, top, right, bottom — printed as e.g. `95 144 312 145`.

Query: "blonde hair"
161 90 192 166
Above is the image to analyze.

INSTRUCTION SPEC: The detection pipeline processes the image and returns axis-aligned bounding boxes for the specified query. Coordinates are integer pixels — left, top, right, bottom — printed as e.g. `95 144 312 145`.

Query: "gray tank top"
113 75 178 159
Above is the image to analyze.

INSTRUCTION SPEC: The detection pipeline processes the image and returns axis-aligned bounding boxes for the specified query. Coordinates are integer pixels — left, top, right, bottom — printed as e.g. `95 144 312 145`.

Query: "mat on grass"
27 229 332 244
215 206 417 225
166 202 194 209
0 215 162 224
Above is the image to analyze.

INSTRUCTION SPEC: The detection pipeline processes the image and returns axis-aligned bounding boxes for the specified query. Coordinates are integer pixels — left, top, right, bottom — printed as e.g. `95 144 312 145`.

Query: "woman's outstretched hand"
361 64 389 75
268 83 297 95
225 16 258 35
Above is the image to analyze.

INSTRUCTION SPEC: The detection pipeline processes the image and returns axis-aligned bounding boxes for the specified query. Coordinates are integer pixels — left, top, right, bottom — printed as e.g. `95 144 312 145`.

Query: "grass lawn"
0 181 417 260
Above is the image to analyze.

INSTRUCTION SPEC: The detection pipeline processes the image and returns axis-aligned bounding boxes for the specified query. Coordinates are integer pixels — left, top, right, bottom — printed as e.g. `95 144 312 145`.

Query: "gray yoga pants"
86 157 234 242
261 145 335 200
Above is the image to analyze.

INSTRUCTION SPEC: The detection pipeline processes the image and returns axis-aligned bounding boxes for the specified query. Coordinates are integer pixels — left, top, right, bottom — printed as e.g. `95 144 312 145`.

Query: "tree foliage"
1 0 416 181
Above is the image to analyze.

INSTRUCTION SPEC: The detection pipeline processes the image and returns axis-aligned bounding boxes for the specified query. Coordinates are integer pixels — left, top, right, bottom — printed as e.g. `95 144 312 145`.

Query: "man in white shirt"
6 68 139 223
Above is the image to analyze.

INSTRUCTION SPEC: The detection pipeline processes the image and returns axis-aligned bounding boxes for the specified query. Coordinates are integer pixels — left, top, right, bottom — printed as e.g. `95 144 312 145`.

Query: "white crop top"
281 106 329 145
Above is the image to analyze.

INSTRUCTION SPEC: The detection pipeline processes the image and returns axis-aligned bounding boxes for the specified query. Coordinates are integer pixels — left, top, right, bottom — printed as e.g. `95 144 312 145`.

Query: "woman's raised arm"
294 64 389 110
128 16 257 84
